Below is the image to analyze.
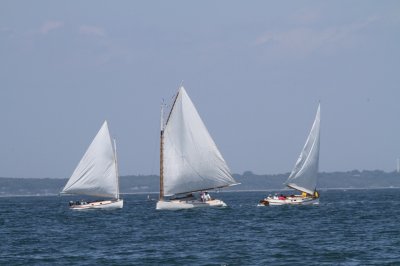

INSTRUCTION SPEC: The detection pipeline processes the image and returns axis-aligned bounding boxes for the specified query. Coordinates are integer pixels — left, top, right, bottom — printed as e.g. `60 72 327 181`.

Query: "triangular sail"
285 104 321 195
162 86 237 196
61 121 119 198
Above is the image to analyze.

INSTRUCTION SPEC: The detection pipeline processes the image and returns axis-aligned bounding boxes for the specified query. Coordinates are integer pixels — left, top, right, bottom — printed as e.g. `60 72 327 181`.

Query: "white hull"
70 199 123 210
156 199 227 210
258 196 319 206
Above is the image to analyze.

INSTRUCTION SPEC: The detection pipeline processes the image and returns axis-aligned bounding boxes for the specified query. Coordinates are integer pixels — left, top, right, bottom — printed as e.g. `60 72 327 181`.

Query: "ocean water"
1 189 400 265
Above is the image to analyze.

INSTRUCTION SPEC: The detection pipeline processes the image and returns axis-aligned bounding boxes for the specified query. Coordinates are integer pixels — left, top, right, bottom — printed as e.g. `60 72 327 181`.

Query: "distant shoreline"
2 170 400 197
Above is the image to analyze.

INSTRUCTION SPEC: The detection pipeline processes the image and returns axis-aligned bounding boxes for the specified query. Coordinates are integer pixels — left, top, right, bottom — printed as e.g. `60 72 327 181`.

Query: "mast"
159 104 164 200
159 89 181 200
113 138 120 200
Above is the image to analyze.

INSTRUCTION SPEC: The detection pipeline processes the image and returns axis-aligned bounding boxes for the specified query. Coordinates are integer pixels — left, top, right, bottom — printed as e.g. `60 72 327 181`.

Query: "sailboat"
258 104 321 206
156 86 239 210
60 121 123 210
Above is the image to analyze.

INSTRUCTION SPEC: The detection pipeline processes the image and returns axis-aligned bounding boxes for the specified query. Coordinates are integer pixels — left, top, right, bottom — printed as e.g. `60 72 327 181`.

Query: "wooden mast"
159 88 181 201
159 104 164 200
159 130 164 200
113 138 120 200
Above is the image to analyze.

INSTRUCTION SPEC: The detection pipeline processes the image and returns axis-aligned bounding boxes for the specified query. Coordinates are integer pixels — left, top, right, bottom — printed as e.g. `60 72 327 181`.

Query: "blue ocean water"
1 189 400 265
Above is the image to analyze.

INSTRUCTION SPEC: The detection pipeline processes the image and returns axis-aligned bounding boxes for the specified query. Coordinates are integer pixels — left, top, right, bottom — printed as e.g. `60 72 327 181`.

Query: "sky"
1 1 400 178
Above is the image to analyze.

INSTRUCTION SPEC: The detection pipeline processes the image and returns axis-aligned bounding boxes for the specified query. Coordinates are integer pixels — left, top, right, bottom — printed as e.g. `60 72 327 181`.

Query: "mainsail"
61 121 119 199
162 86 237 196
285 104 321 195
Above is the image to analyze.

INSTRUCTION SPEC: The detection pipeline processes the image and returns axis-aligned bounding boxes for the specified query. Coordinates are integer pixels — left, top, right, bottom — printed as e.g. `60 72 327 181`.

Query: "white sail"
61 121 119 199
285 104 321 195
162 86 237 196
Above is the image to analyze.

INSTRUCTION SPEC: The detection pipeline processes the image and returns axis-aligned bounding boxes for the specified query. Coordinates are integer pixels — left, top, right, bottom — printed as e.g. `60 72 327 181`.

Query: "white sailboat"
156 86 238 210
259 104 321 206
61 121 123 210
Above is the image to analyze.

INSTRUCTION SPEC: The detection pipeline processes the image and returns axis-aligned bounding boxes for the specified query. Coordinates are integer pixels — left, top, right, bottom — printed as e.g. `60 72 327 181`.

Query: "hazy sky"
1 1 399 178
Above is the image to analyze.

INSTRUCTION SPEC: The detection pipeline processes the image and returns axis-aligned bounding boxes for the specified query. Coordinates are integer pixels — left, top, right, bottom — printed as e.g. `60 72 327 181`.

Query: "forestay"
163 86 237 196
61 121 118 199
285 104 321 195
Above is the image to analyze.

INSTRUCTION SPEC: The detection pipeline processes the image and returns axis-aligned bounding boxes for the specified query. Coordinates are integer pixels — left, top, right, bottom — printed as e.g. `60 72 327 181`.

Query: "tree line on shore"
1 169 399 196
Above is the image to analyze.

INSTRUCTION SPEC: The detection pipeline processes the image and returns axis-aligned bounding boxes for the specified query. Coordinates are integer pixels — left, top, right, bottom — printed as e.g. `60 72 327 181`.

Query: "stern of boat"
156 198 227 210
70 199 123 210
258 196 319 206
206 199 227 207
156 200 194 210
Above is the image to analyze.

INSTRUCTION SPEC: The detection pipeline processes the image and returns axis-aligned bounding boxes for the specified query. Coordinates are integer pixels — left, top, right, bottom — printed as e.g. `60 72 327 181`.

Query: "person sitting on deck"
204 192 211 201
278 194 286 200
200 192 206 202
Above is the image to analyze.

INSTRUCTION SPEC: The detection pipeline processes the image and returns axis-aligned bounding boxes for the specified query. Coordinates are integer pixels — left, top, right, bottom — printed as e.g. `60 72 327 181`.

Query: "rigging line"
292 124 319 179
165 90 180 127
151 99 168 176
288 112 320 180
174 184 231 196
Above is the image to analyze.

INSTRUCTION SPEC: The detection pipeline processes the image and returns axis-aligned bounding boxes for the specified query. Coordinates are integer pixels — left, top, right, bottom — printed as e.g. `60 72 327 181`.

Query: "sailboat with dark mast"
156 86 239 210
259 104 321 206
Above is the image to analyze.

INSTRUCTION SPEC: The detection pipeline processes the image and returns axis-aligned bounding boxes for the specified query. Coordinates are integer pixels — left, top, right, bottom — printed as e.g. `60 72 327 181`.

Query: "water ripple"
1 189 400 265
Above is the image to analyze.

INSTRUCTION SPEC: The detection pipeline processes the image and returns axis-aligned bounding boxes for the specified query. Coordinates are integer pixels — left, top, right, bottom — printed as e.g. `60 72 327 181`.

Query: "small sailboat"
156 86 238 210
258 104 321 206
61 121 123 210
